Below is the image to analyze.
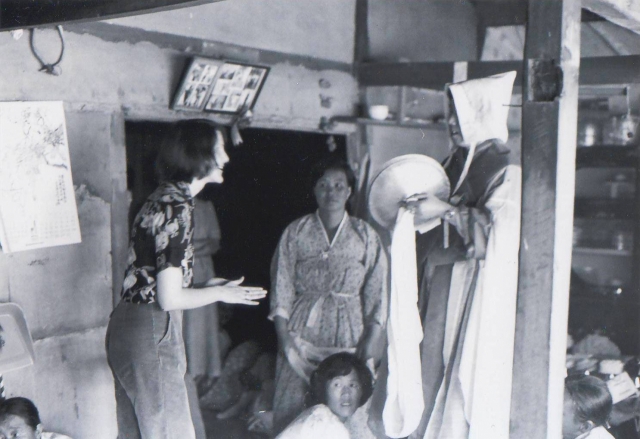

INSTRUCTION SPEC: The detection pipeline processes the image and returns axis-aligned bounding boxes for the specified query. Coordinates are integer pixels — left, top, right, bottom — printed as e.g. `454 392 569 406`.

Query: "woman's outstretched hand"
204 276 267 305
217 285 266 305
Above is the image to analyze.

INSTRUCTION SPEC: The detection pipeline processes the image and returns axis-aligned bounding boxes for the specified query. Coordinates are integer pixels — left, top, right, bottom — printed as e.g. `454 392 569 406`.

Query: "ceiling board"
583 0 640 35
469 0 604 27
0 0 225 31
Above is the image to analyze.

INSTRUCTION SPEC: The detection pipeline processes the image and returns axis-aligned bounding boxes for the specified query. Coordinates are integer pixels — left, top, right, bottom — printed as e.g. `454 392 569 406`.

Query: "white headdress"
446 70 517 194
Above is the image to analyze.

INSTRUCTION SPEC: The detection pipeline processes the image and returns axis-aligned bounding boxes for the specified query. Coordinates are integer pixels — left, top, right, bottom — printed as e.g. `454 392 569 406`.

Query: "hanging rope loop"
30 26 65 76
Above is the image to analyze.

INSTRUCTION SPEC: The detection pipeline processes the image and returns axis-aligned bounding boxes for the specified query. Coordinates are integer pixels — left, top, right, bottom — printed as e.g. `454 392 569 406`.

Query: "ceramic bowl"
368 105 389 121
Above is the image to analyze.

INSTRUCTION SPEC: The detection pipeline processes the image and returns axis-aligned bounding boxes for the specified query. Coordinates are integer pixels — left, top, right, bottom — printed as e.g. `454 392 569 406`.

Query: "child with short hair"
563 375 614 439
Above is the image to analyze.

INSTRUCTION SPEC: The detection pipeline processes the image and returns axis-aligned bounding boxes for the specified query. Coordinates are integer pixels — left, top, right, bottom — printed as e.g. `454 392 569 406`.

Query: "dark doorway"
204 128 347 350
124 122 347 352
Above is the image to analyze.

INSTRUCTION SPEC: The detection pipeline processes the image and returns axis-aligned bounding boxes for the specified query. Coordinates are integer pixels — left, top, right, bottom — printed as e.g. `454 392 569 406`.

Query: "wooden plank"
633 142 640 354
581 56 640 85
511 102 560 439
358 61 456 88
0 0 223 31
472 1 604 27
510 0 581 438
583 0 640 35
354 0 370 66
358 55 640 89
109 112 129 308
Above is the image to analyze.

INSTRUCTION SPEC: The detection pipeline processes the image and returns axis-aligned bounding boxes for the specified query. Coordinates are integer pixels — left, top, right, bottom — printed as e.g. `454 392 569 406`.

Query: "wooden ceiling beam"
354 0 370 71
0 0 225 31
582 0 640 35
471 1 604 28
358 56 640 89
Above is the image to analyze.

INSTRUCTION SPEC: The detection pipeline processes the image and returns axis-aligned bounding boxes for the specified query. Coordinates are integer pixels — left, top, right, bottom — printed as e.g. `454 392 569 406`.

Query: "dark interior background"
125 122 346 352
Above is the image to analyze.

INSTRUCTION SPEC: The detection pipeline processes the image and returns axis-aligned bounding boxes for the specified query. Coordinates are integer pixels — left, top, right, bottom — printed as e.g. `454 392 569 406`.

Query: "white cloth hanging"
461 165 521 439
383 207 425 438
423 165 521 439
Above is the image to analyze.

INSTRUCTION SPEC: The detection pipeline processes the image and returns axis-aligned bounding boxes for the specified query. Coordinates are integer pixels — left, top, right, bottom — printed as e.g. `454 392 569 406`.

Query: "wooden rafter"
0 0 225 31
583 0 640 35
358 56 640 89
470 0 604 27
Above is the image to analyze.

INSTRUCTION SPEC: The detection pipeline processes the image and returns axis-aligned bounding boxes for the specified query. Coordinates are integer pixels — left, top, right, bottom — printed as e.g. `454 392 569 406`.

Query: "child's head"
563 375 612 439
0 397 43 439
308 352 373 422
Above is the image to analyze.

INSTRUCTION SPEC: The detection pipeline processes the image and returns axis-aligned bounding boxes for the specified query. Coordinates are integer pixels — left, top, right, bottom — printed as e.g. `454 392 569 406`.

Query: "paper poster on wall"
0 101 81 253
0 303 35 373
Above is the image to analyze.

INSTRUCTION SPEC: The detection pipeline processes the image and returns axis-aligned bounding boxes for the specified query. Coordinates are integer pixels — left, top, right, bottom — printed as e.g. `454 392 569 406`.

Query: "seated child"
275 352 373 439
0 397 72 439
563 374 613 439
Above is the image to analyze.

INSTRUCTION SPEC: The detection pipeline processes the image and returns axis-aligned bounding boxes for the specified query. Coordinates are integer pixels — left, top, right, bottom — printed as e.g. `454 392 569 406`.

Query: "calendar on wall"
0 101 81 253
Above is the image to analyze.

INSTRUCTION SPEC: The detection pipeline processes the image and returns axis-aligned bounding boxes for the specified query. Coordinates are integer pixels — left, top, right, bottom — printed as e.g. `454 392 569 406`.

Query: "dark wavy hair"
309 157 356 194
155 119 225 183
307 352 373 408
0 397 41 431
565 374 612 427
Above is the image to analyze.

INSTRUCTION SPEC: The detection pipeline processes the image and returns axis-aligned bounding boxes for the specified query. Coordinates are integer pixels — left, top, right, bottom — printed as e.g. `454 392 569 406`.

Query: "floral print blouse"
121 181 195 304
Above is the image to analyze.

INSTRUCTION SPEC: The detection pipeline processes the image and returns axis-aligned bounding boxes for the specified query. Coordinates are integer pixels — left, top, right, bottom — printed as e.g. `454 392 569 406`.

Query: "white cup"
368 105 389 121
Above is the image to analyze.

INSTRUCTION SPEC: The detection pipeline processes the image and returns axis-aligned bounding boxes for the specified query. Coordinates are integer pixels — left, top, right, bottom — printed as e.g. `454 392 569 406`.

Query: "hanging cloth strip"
383 207 425 438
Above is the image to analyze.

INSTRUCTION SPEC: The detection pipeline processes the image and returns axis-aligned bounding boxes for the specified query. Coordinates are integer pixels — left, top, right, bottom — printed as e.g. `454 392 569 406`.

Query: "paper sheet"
0 101 81 253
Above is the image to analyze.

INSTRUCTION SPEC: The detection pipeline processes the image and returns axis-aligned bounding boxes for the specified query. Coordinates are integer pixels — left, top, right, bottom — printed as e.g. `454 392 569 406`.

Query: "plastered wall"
0 20 358 438
368 0 477 62
109 0 357 64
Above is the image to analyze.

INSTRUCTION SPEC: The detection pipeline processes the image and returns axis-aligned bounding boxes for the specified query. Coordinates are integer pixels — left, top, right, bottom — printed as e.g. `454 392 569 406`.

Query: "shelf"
573 247 632 257
576 146 638 168
330 116 446 130
574 198 636 220
570 294 622 304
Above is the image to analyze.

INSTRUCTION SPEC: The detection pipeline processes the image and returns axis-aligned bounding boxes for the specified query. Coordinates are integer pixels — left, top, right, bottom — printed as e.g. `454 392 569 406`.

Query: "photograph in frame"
171 57 221 111
204 62 270 114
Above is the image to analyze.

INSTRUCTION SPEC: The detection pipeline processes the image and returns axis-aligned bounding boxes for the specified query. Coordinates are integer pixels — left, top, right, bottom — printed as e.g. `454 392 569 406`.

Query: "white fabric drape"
383 207 425 438
462 165 521 439
423 165 521 439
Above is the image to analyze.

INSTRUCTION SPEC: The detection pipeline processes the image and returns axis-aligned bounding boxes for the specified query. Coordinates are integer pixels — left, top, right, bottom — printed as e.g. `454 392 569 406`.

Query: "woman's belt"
302 290 359 329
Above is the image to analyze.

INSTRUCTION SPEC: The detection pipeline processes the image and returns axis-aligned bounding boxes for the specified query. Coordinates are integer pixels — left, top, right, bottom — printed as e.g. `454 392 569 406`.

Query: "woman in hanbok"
269 158 388 435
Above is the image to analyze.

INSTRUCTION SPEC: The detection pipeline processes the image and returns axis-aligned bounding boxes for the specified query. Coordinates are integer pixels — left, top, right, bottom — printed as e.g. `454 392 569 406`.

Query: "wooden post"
510 1 581 438
354 0 370 68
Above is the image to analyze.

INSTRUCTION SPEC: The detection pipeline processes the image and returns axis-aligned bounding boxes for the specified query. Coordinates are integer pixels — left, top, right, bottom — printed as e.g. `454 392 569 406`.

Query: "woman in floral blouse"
105 120 266 439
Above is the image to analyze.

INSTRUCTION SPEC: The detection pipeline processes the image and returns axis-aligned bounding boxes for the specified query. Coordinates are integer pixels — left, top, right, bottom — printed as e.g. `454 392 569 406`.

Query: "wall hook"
30 26 65 76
